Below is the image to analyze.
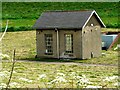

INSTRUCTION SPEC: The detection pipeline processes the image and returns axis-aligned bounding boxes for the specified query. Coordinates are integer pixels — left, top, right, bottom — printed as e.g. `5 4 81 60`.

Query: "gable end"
82 10 106 29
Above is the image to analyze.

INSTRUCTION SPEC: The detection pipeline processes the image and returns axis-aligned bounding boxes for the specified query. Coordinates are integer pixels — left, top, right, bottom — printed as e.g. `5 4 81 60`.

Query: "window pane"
45 34 53 54
65 34 73 53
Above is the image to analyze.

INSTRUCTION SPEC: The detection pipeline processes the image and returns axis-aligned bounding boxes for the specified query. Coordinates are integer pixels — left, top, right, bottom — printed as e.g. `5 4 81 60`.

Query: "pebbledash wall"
36 30 82 58
82 26 101 59
36 14 102 59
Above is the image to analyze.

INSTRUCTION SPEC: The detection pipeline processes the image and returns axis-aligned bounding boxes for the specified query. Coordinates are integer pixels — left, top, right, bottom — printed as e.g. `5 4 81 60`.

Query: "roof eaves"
32 12 45 29
44 10 93 13
94 11 106 28
36 27 82 30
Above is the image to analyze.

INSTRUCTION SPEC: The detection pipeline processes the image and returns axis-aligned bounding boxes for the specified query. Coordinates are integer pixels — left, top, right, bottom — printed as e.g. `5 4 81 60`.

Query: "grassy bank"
2 19 35 32
2 2 119 32
2 2 118 19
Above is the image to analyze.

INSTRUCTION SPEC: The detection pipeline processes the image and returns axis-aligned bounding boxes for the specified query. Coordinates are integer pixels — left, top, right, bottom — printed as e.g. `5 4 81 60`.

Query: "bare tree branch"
0 20 9 42
6 49 16 90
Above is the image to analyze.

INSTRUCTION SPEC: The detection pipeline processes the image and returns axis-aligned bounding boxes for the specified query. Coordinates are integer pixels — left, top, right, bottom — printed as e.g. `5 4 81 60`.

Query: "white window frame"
45 34 53 55
65 34 73 54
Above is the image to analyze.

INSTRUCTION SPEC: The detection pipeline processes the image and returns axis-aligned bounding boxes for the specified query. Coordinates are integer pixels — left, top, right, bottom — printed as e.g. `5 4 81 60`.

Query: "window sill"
45 53 53 55
64 53 73 56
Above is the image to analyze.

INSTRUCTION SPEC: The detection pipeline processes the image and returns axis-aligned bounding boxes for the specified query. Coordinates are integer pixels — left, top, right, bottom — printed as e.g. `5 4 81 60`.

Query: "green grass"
2 2 119 32
2 19 36 28
73 50 118 65
1 61 118 88
2 31 36 60
2 30 118 65
2 2 118 19
2 19 36 31
101 28 118 32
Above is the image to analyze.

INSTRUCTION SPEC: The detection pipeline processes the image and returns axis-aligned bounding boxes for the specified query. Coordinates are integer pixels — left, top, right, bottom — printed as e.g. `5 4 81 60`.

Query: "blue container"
101 34 117 49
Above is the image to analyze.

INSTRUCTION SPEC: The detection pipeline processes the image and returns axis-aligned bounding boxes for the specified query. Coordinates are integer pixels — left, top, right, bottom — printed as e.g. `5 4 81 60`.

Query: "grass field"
2 2 118 19
2 31 36 60
1 61 118 88
2 2 119 32
2 19 35 31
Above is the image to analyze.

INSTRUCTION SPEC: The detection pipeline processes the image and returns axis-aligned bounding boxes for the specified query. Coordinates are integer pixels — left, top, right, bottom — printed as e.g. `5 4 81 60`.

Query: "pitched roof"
33 10 106 30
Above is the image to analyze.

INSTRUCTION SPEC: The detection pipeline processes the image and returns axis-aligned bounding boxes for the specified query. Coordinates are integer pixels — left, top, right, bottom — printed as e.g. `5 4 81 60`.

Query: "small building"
33 10 106 59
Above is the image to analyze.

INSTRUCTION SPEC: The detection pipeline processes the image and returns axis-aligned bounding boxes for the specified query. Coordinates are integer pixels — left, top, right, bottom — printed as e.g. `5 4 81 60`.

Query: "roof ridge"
44 10 94 13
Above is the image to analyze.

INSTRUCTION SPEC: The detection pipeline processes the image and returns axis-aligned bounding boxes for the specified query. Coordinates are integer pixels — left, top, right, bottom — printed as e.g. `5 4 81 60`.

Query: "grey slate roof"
33 10 105 30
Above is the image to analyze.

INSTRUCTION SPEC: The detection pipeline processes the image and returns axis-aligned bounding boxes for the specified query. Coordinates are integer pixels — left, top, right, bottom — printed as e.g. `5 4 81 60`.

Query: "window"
65 34 73 54
45 34 53 55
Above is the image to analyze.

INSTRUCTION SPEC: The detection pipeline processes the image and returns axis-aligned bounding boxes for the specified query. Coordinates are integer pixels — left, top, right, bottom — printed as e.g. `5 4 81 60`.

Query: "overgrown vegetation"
2 2 119 32
1 61 118 88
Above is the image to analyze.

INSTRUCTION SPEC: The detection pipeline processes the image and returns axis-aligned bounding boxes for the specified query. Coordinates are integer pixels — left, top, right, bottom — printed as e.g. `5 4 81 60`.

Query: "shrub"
2 26 33 32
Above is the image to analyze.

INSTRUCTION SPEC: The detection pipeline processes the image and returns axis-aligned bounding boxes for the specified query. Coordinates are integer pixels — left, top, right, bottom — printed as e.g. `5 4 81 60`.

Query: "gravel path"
2 60 117 67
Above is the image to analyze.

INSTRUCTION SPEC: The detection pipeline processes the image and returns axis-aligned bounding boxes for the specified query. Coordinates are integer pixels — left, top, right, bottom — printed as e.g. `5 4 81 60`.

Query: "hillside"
2 2 119 31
